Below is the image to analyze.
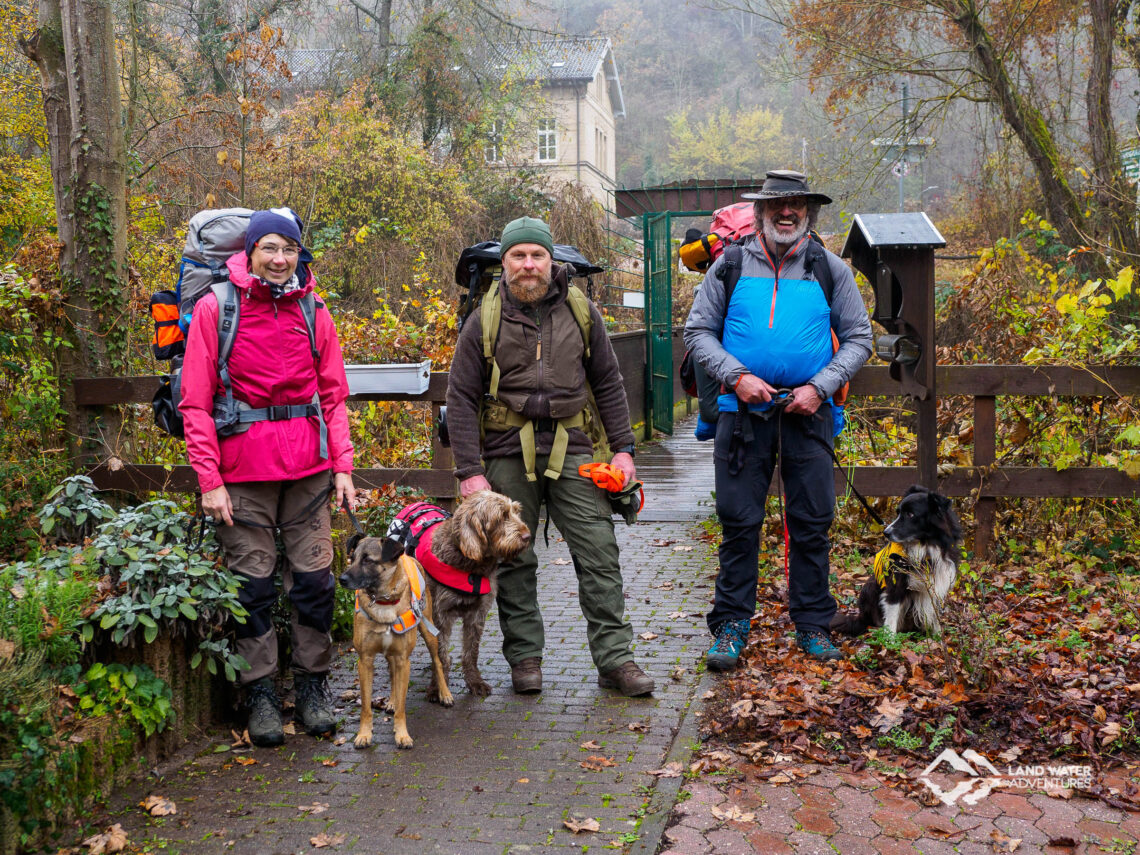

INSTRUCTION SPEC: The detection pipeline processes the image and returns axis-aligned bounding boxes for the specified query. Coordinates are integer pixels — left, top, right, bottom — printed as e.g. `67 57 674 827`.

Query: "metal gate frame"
641 210 713 436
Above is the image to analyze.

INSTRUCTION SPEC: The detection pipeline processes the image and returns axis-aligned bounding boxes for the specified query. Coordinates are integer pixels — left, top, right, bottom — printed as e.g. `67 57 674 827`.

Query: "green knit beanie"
500 216 554 257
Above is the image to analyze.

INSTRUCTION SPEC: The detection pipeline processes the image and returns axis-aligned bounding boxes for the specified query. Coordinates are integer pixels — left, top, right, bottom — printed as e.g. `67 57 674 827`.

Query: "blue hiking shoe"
796 630 843 661
706 619 751 671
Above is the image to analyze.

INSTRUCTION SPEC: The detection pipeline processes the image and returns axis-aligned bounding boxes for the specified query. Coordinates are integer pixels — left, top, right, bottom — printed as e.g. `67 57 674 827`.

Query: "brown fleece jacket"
445 263 636 482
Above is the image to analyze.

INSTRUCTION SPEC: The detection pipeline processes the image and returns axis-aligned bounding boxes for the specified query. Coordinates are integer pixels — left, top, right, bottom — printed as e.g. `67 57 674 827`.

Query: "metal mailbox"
841 212 946 401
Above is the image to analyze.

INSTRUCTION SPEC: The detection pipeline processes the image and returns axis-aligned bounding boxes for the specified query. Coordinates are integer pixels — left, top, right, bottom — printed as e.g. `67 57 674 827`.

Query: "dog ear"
380 537 405 563
458 514 487 562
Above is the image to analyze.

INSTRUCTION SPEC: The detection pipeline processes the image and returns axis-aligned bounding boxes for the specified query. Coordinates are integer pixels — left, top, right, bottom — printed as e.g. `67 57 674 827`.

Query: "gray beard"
504 270 553 305
762 218 809 251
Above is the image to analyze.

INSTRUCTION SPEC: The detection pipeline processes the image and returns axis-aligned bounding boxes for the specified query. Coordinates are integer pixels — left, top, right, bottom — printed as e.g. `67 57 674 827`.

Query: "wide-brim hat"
741 170 832 205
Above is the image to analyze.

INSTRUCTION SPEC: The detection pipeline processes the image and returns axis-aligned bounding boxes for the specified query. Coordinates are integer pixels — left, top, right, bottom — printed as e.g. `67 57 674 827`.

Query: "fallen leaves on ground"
580 755 617 771
711 804 755 822
646 762 683 778
638 631 658 641
552 558 572 565
579 740 601 750
298 803 329 815
696 531 1140 799
139 795 176 816
310 832 346 848
230 729 251 749
628 721 650 732
990 829 1022 851
82 824 128 854
563 817 600 833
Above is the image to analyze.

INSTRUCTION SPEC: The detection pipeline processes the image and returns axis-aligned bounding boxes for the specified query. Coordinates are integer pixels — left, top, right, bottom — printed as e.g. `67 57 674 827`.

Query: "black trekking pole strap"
341 496 365 536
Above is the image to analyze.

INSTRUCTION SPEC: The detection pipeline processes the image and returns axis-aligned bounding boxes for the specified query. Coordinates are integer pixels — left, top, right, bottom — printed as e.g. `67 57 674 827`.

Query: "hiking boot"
598 660 655 696
510 657 543 694
706 618 751 672
796 630 843 661
245 677 284 748
293 671 337 736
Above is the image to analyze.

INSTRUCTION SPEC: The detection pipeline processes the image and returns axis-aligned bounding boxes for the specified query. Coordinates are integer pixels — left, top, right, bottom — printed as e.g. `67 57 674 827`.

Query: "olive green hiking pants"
485 452 635 673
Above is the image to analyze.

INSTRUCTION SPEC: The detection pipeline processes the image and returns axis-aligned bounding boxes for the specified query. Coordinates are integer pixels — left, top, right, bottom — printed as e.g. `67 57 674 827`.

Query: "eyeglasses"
256 243 300 258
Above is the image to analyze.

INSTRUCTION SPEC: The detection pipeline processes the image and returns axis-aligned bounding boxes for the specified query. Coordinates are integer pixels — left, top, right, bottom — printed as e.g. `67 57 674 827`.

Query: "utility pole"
899 82 908 212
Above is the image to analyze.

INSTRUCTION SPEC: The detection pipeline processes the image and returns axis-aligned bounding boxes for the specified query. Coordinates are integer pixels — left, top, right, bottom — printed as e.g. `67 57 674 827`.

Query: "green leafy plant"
37 474 117 540
74 663 174 737
82 499 251 680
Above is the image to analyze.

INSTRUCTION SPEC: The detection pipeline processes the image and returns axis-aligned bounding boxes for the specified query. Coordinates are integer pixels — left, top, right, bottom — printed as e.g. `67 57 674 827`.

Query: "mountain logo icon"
917 748 1003 806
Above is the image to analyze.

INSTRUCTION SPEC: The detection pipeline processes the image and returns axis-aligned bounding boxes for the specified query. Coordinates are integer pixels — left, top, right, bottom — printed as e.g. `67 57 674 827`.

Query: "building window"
537 118 557 162
484 120 503 163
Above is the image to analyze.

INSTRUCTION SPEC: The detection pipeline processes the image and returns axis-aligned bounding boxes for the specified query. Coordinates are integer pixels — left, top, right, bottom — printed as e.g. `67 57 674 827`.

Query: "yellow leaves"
1108 265 1134 301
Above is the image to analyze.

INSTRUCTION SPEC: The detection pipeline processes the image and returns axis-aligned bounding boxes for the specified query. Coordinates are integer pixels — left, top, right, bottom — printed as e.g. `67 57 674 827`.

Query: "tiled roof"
491 38 625 117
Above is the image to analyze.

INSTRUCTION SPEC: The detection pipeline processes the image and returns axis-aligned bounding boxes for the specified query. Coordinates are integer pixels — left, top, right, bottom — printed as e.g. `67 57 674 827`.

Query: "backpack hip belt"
480 400 586 482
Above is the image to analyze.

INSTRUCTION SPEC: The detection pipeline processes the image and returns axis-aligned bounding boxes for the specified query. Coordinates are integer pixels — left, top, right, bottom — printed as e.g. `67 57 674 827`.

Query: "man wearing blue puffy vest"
683 171 872 666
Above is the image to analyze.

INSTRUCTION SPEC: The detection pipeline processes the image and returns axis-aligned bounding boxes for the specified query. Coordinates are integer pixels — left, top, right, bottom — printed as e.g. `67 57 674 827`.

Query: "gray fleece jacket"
683 236 872 400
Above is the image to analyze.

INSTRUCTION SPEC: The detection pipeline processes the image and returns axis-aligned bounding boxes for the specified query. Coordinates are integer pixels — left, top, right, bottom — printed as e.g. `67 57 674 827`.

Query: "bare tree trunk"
941 0 1086 251
20 0 128 464
378 0 393 79
1087 0 1139 258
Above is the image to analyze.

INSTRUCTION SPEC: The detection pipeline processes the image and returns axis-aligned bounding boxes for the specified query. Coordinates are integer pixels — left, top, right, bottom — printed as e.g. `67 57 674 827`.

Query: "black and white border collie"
832 485 963 637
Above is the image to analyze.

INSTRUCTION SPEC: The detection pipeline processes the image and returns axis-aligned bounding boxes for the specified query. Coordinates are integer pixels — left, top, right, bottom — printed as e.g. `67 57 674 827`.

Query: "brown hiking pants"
214 471 335 685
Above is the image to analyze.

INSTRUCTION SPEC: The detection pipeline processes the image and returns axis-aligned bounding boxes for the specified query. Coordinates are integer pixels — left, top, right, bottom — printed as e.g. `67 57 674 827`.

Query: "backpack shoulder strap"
481 283 503 398
715 242 745 308
805 234 835 306
297 292 321 363
211 280 240 371
566 284 592 359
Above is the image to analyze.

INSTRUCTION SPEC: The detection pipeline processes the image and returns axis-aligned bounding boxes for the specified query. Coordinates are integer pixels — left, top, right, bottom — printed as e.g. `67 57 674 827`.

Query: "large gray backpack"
151 207 325 456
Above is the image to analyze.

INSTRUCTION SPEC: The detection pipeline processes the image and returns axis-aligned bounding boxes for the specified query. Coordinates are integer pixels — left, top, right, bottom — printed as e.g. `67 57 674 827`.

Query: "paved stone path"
98 417 1140 854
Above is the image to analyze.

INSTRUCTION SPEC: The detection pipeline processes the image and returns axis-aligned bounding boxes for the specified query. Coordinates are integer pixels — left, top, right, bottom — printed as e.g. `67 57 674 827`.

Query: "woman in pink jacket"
180 208 356 748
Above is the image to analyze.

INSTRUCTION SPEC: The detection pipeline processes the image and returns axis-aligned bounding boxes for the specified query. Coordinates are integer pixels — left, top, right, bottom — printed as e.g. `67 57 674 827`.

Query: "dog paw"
353 730 373 749
395 732 414 749
467 678 492 697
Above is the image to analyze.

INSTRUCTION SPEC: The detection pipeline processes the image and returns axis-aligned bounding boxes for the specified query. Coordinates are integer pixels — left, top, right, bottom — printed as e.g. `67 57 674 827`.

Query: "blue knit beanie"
245 208 304 257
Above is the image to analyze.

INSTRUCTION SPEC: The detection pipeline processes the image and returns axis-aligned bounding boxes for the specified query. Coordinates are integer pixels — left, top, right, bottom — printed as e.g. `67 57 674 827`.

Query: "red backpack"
679 202 756 272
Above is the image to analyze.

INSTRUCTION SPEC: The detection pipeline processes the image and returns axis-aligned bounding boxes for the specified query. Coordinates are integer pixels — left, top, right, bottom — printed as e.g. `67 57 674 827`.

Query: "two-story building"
487 37 625 208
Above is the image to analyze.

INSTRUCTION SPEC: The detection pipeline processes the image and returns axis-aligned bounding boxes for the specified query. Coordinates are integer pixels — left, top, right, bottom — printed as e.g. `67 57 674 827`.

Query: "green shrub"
74 663 174 738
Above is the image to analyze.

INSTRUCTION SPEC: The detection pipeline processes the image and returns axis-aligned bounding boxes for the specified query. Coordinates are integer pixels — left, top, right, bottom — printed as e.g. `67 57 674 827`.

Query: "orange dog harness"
355 554 438 636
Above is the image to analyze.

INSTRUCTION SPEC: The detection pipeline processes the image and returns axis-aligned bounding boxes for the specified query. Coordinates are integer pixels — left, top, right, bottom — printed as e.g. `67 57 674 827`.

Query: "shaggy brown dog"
339 544 453 749
416 491 530 698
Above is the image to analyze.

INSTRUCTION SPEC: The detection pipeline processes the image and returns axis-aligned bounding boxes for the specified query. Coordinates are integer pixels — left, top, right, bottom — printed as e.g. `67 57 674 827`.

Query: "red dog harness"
386 502 492 596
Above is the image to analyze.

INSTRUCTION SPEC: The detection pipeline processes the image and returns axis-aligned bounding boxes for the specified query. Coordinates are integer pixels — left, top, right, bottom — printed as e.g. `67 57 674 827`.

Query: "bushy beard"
505 269 553 306
762 213 809 250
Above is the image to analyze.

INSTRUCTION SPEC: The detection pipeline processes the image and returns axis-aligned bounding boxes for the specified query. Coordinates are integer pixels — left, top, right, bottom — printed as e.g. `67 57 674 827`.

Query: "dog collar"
354 558 439 637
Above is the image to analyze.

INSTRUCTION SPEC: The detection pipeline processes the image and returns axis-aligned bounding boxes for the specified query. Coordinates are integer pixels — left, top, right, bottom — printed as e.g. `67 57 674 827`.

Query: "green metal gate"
644 212 673 434
616 179 762 438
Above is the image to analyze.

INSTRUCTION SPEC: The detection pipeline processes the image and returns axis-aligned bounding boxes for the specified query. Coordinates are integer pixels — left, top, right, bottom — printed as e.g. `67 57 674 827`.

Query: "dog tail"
830 611 870 636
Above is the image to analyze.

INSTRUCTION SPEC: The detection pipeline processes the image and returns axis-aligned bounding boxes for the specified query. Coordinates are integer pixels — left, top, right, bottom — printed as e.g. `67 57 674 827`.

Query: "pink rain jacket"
180 253 354 493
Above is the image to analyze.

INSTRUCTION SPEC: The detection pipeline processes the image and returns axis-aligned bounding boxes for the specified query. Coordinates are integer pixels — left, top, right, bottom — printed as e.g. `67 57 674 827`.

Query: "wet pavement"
95 416 1140 854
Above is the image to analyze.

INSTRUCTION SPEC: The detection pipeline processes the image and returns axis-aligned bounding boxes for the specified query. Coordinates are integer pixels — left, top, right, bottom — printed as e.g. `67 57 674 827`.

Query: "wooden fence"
75 331 1140 558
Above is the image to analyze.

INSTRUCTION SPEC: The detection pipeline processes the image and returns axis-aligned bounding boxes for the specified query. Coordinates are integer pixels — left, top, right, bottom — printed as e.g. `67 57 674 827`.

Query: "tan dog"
411 491 530 699
339 543 453 749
